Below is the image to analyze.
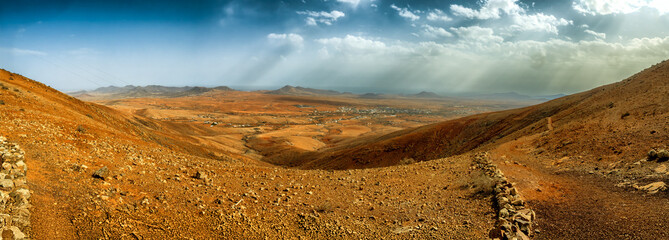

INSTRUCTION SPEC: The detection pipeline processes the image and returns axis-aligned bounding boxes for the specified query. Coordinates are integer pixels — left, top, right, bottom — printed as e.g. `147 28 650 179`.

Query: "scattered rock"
92 166 109 180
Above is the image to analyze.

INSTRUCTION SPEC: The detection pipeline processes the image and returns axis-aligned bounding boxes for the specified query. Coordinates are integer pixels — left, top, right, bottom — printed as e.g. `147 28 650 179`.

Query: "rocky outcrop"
474 152 535 240
0 137 30 239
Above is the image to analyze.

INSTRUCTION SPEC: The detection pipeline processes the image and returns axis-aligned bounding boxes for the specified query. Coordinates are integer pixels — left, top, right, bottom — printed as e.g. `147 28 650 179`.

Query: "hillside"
296 60 669 170
284 60 669 239
0 69 500 239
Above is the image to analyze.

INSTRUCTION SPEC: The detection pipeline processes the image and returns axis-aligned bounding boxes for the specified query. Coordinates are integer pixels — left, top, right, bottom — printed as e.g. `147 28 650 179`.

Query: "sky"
1 0 669 95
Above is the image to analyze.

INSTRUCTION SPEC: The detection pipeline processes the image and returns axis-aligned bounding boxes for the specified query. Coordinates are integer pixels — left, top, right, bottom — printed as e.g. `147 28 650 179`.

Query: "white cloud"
573 0 669 15
450 0 571 34
422 24 453 39
307 33 669 94
450 0 523 19
391 4 420 21
508 13 572 34
450 26 504 43
305 17 317 26
267 33 304 49
297 10 346 26
337 0 361 7
427 9 452 22
316 35 390 54
585 29 607 39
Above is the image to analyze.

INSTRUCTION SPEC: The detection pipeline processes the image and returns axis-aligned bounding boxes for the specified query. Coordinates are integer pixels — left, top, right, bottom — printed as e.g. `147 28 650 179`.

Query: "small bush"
467 172 495 196
620 112 630 119
0 100 4 105
315 202 334 213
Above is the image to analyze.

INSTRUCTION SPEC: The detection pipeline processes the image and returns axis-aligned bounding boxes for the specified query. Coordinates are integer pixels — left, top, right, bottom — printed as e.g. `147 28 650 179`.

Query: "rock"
14 161 26 171
92 166 109 180
654 164 667 174
499 208 509 218
10 188 30 206
497 196 509 206
2 226 26 239
1 163 11 171
658 150 669 161
0 179 14 190
194 171 207 180
516 209 535 221
635 181 667 194
11 207 31 229
516 229 531 240
392 226 415 234
615 181 633 188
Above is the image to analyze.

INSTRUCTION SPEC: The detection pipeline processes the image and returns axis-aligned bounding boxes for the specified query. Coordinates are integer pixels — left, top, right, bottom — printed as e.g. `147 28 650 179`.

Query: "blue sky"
2 0 669 94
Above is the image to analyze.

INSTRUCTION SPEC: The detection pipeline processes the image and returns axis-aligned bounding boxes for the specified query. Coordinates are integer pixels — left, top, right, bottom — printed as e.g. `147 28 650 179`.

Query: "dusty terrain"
0 59 667 239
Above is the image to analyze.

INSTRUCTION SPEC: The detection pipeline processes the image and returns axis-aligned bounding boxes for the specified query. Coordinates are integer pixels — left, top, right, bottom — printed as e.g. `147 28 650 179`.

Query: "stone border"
0 136 31 239
473 152 535 240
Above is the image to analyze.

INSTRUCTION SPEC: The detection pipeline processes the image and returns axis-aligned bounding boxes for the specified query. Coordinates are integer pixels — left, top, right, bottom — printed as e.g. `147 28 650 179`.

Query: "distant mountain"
69 85 234 99
358 93 386 99
411 91 442 98
266 85 342 96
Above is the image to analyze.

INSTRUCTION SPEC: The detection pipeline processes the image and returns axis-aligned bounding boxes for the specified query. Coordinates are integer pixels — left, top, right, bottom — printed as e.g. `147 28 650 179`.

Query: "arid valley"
1 59 669 239
3 0 669 239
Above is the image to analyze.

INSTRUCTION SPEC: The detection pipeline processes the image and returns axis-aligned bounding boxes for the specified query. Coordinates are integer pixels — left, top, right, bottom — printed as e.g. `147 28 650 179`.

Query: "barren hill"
266 85 343 96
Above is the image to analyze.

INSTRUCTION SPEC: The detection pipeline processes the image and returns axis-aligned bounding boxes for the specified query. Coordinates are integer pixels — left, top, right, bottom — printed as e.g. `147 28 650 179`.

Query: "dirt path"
27 151 79 239
489 139 669 239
